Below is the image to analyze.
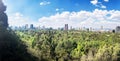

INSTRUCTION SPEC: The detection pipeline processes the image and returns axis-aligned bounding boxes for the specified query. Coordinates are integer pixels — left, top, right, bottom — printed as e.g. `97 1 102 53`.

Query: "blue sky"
3 0 120 29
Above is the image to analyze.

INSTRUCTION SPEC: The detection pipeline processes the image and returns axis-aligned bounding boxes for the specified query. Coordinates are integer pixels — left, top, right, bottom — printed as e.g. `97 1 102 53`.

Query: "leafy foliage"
16 30 120 61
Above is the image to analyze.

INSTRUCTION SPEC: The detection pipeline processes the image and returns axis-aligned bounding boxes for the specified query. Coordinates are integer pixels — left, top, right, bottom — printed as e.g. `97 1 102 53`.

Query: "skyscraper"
100 26 104 32
25 24 28 29
64 24 68 30
70 26 72 30
30 24 34 29
101 26 103 30
116 26 120 33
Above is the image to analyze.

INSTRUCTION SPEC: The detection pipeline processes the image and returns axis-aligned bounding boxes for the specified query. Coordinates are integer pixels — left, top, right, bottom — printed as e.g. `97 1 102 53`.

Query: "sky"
2 0 120 29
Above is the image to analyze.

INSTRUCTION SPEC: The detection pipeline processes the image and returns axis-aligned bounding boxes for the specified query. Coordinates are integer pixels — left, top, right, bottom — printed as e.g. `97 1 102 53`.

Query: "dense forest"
16 30 120 61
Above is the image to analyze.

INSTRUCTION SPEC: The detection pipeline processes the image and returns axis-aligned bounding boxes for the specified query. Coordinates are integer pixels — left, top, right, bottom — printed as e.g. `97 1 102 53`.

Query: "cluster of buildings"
10 24 120 33
10 24 35 30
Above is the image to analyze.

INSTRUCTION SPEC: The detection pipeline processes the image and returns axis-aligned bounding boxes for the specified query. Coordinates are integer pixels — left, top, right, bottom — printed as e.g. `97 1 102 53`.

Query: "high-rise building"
42 26 45 30
30 24 34 29
116 26 120 33
101 26 103 29
70 26 72 30
25 24 28 29
100 26 104 32
64 24 68 30
101 26 103 30
90 27 92 31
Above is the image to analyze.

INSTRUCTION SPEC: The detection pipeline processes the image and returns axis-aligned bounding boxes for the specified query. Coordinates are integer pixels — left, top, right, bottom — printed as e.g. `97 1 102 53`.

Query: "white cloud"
90 0 109 9
90 0 98 5
101 5 106 8
3 0 7 3
8 12 39 27
8 9 120 29
55 8 59 11
55 8 64 12
40 1 50 6
104 0 109 2
38 9 120 29
109 10 120 22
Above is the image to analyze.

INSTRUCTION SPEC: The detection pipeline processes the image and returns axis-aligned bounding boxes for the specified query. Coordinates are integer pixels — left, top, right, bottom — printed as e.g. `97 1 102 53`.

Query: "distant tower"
42 26 45 30
90 27 92 31
116 26 120 33
70 26 72 30
64 24 68 30
101 26 104 32
101 26 103 30
30 24 34 29
38 25 41 29
25 24 28 29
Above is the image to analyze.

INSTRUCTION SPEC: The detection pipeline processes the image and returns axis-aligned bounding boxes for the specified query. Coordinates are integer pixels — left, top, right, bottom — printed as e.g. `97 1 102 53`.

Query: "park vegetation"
16 30 120 61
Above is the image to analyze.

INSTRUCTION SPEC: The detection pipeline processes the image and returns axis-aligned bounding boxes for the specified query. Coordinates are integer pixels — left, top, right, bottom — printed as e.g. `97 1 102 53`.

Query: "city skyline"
3 0 120 29
10 24 117 32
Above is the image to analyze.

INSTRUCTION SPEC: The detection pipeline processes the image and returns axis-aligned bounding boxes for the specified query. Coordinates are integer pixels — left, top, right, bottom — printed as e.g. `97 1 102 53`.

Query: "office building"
30 24 34 29
64 24 68 30
116 26 120 33
25 24 28 29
